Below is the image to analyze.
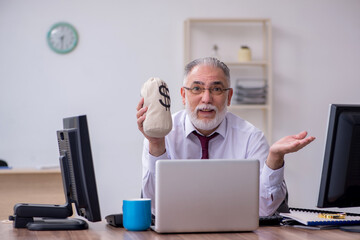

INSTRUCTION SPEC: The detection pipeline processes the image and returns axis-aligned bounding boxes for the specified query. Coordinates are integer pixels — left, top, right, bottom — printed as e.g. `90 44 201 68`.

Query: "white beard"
185 99 227 131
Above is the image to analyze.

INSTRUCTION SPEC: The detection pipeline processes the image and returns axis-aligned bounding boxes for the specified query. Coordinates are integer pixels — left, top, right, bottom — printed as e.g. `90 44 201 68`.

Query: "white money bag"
141 77 172 138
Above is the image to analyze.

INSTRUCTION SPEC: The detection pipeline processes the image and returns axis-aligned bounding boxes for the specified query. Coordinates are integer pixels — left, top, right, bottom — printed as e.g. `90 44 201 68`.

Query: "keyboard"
259 215 283 226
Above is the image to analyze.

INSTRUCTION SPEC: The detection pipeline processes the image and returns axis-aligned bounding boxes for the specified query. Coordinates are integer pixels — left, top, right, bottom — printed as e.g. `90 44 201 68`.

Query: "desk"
1 221 359 240
0 169 65 220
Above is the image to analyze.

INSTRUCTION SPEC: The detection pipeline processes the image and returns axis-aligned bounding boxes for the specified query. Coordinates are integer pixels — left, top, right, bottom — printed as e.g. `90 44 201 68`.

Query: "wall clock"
47 22 78 54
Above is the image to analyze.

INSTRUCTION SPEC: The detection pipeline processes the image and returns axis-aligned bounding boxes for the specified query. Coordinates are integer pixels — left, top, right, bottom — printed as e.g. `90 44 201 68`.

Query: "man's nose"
201 89 212 103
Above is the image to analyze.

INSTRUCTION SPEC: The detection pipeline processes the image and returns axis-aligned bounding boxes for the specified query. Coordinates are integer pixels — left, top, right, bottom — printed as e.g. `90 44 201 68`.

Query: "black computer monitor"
317 104 360 232
10 115 101 230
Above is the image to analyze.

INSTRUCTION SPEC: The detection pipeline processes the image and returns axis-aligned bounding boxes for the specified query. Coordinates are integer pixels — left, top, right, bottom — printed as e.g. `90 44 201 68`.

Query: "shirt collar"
184 112 227 138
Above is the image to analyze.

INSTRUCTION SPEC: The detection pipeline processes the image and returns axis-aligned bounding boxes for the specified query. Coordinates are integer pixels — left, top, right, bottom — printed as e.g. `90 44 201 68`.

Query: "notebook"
152 159 260 233
280 208 360 226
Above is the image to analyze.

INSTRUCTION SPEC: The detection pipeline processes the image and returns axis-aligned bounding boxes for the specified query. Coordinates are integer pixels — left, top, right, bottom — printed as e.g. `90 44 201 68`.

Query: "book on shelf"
280 208 360 226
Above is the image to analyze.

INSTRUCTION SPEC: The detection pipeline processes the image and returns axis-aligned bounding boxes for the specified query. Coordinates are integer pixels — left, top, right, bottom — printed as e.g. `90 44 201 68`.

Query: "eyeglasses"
183 86 231 95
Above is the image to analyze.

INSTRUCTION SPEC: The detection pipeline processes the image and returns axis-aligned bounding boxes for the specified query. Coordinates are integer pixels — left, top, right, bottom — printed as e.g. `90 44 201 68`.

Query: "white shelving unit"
184 18 273 142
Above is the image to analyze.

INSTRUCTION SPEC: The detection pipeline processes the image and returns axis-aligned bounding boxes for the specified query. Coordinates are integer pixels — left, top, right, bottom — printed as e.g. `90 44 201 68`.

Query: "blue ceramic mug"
122 198 151 231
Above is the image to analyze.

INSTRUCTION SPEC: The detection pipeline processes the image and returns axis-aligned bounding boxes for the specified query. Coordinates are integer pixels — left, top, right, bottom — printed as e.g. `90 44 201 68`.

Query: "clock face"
47 22 78 54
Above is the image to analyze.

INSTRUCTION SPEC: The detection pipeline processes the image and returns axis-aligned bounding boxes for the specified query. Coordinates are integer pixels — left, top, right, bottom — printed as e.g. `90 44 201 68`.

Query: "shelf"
226 61 268 67
184 18 272 141
186 18 270 24
229 104 269 110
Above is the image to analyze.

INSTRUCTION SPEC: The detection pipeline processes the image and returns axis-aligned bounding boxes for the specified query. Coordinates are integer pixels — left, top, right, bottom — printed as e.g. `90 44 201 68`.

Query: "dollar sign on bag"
159 83 171 111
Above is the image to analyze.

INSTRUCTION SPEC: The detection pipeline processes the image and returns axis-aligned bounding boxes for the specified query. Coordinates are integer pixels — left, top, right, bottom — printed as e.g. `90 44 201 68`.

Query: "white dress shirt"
142 110 287 216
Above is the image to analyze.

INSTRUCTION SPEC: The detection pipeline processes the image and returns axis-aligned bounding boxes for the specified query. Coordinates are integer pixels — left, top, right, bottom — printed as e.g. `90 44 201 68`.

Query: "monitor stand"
26 218 88 231
9 202 88 230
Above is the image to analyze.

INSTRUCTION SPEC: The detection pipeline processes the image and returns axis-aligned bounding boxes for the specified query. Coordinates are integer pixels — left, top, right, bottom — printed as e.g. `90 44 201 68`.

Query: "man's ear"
227 88 233 106
181 87 186 105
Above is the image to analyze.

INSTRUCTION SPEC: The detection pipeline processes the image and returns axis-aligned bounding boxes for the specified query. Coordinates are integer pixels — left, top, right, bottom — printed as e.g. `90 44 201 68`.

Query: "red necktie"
193 131 219 159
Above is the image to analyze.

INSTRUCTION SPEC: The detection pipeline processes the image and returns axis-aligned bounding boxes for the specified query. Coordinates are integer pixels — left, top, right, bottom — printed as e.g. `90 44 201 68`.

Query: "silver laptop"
152 159 259 233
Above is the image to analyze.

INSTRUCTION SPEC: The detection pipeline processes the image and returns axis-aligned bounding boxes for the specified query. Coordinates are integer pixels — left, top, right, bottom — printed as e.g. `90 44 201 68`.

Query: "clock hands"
60 35 64 50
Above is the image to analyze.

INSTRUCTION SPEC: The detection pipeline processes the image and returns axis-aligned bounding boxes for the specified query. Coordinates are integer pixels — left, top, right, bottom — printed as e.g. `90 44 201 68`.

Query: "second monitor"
10 115 101 230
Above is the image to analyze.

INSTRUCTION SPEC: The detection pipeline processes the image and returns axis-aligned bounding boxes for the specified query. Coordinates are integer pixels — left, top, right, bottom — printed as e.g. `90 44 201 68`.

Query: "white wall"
1 0 359 217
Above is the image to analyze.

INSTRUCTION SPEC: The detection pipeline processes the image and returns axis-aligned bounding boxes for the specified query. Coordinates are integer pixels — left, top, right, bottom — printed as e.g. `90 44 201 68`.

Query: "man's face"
181 64 233 132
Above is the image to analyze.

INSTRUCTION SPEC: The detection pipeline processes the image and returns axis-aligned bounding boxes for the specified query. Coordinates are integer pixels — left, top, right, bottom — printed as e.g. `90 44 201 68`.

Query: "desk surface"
1 220 359 240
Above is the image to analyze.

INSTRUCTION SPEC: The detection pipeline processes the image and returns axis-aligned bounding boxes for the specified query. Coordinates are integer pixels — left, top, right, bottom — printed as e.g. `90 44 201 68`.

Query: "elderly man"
136 57 315 216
